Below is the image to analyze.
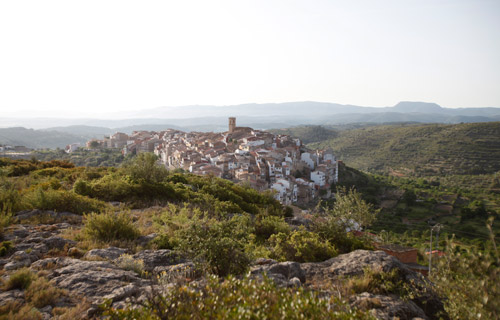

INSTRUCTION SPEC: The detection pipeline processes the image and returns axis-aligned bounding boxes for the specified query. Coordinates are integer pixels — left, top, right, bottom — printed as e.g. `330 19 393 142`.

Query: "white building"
310 170 326 187
65 143 81 153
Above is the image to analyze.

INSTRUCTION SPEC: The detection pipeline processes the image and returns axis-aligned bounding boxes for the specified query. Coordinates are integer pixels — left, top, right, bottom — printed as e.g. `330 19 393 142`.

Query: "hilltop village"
86 118 338 205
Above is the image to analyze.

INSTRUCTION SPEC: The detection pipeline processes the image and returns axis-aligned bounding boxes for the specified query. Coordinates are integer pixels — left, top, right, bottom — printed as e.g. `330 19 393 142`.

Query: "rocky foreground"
0 212 446 320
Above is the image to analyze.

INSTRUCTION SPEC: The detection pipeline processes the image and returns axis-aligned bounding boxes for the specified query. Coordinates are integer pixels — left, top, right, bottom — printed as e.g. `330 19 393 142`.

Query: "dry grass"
52 300 91 320
25 277 66 308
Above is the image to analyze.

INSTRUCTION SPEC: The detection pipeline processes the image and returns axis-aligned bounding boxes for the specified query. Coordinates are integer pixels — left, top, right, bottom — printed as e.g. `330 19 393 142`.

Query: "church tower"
228 117 236 133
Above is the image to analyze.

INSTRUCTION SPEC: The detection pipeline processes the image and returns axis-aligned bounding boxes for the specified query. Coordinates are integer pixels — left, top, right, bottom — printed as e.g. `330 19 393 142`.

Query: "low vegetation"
82 211 140 243
101 275 373 320
1 154 499 318
308 122 500 176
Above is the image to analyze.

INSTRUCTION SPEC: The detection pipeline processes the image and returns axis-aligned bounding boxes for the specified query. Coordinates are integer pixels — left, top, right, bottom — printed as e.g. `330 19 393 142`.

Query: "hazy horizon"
1 0 499 118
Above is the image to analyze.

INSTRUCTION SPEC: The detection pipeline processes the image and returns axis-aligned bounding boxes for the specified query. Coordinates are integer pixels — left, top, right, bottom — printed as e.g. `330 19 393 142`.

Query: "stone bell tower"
228 117 236 133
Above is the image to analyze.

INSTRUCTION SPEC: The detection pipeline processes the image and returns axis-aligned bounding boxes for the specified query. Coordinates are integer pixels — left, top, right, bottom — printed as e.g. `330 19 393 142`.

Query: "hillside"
0 157 453 319
309 122 500 176
270 126 339 144
0 127 88 149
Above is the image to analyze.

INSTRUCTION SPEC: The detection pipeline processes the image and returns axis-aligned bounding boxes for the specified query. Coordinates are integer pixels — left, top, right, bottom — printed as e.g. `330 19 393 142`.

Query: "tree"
328 187 378 231
89 140 100 148
122 153 168 184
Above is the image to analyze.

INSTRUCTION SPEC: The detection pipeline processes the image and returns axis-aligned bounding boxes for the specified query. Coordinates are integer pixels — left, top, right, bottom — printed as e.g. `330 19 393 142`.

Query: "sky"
0 0 499 118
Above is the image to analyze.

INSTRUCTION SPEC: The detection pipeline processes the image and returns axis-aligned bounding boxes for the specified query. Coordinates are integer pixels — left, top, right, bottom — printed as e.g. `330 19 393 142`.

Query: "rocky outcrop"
132 249 185 272
351 292 428 320
252 250 446 320
250 260 306 287
31 257 150 316
0 224 76 270
83 247 128 261
14 209 82 224
0 220 446 320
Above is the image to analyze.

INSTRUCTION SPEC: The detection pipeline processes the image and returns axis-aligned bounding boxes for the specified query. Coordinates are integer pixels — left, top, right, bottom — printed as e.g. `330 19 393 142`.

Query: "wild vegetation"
306 122 500 176
32 148 129 167
1 154 499 318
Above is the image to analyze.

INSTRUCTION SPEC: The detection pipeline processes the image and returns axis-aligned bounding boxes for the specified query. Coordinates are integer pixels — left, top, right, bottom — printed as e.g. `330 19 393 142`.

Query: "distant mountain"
2 101 499 130
1 101 499 148
391 101 444 113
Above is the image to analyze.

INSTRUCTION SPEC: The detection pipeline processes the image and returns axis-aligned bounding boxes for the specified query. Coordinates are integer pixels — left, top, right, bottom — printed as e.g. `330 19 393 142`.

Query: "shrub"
6 304 42 320
51 300 91 320
25 277 66 308
73 174 134 202
347 268 406 296
269 228 337 263
328 187 378 230
82 211 140 243
4 268 36 290
115 254 144 275
122 153 168 184
0 240 13 256
0 175 22 215
176 215 253 276
101 275 373 320
312 218 373 253
433 239 500 319
22 188 107 215
254 215 290 241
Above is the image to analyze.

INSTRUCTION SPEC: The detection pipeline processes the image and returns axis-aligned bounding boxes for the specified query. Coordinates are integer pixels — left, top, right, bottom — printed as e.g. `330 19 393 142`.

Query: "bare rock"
301 250 446 320
84 247 128 261
4 250 38 270
0 289 24 307
136 233 157 247
351 292 428 320
132 249 185 272
251 261 306 284
14 209 82 224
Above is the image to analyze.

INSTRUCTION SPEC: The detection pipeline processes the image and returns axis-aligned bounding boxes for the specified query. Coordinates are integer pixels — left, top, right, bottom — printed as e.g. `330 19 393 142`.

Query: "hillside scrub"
175 215 253 277
269 228 337 262
22 188 107 215
101 275 373 320
309 122 500 176
82 211 140 243
433 239 500 319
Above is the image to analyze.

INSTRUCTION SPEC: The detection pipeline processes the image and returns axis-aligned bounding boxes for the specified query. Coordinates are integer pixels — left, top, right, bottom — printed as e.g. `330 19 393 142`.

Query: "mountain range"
1 101 500 148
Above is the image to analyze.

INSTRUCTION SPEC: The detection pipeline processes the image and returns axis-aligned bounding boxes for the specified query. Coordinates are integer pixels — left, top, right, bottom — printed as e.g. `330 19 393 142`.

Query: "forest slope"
309 122 500 176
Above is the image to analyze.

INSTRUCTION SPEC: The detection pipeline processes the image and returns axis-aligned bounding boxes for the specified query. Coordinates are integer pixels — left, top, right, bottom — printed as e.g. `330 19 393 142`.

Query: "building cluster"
86 131 162 155
86 118 338 205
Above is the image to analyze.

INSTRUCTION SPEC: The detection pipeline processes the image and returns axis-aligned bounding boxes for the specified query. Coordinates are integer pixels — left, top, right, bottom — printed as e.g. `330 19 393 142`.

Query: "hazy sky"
0 0 499 117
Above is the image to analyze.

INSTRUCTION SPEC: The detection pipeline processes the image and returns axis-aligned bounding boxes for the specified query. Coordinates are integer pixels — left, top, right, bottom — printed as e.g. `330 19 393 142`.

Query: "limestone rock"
14 209 82 224
132 249 185 272
351 292 428 320
84 247 128 261
251 261 306 284
0 289 24 307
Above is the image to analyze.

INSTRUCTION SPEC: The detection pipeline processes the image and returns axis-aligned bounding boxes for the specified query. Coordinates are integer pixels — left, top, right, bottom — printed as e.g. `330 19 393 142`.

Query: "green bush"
115 254 144 275
269 228 337 263
82 211 140 243
22 188 107 214
433 240 500 319
101 275 373 320
122 153 168 184
347 268 407 296
176 215 253 276
0 241 13 256
312 219 373 253
0 177 22 214
4 268 36 290
254 215 290 241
